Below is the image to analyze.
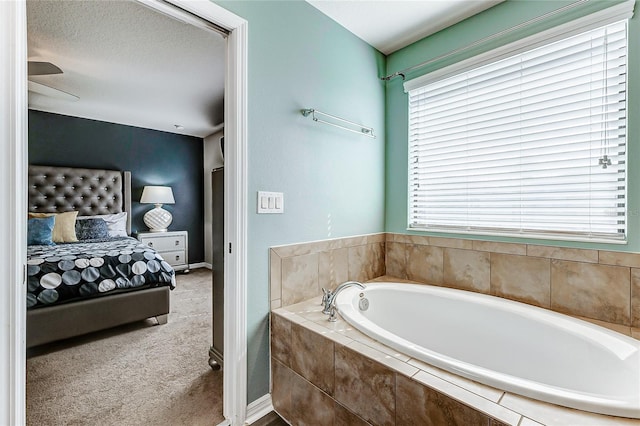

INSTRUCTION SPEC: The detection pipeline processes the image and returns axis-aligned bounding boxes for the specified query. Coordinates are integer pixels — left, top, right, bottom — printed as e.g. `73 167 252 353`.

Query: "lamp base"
143 204 173 232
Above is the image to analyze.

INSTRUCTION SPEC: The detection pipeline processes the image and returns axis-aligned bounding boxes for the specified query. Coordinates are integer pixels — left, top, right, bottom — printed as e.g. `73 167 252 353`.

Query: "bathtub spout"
322 281 365 322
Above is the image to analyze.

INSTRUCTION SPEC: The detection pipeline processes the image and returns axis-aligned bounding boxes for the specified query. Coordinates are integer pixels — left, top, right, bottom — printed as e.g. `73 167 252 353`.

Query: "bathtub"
334 282 640 419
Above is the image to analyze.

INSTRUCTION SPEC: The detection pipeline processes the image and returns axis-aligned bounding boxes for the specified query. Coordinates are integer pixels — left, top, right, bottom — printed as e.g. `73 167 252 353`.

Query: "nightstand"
137 230 189 272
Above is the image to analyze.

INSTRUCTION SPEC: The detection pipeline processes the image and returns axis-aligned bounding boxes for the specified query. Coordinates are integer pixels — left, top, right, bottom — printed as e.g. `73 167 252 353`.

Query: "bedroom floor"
26 268 222 426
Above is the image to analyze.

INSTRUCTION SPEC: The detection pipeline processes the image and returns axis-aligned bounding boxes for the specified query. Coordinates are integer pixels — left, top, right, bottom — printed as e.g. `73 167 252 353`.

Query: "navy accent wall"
28 110 205 263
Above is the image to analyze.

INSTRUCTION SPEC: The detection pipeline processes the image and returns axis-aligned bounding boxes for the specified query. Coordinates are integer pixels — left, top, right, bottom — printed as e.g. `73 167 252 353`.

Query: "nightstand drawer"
137 230 188 271
162 250 187 267
140 234 186 252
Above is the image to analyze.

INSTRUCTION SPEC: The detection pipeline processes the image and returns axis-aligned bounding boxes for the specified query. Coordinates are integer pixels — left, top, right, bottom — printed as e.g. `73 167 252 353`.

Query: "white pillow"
77 212 128 237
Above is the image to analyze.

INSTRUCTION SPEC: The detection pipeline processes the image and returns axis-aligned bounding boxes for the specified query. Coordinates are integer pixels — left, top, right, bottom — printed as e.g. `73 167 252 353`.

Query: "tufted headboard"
28 165 132 234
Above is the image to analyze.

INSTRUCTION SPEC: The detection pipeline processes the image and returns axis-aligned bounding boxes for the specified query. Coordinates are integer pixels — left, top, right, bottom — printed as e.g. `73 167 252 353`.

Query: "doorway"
0 1 248 424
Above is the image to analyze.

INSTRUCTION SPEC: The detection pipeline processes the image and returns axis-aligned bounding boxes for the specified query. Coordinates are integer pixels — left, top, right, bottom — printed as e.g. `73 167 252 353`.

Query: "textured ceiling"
307 0 504 55
27 0 226 138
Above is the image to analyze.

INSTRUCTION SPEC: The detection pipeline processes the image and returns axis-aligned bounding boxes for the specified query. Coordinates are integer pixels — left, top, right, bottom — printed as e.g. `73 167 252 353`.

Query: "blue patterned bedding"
27 237 176 309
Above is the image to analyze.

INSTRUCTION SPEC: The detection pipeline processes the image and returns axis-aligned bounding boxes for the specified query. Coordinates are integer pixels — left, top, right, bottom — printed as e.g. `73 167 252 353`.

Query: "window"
406 18 629 242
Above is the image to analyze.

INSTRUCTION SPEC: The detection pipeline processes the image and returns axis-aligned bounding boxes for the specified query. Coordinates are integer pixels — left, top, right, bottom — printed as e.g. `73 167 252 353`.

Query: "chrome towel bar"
301 108 375 138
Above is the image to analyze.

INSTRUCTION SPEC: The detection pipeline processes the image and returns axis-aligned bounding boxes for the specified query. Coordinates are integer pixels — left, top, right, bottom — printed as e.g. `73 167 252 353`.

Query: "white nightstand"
137 230 189 272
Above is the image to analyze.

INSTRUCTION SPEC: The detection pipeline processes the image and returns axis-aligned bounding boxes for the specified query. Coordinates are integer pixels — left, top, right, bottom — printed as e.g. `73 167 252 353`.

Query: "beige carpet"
26 268 223 426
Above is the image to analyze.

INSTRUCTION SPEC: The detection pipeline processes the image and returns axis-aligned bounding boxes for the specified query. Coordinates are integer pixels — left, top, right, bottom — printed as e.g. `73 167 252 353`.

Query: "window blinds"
407 20 628 241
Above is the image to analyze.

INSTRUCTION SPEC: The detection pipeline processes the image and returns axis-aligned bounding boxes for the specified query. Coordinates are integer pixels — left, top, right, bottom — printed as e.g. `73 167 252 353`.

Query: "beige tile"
411 371 521 425
551 260 630 325
272 241 316 258
400 234 431 246
427 236 473 249
300 309 331 324
406 244 444 285
270 249 282 302
347 243 385 282
518 418 545 426
281 253 319 306
500 393 640 425
280 300 321 324
385 242 407 279
290 368 335 426
599 250 640 268
335 401 371 426
366 275 423 284
339 233 385 248
372 242 386 277
389 233 417 244
313 315 356 334
284 297 323 315
490 419 512 426
472 240 526 255
407 358 504 403
346 340 419 377
270 299 282 310
632 269 640 328
319 248 350 292
632 328 640 340
396 374 495 426
443 248 491 293
300 320 354 346
291 323 335 395
342 329 411 362
383 233 396 243
527 245 598 263
271 358 293 421
334 344 396 426
271 312 292 366
363 233 386 244
491 254 551 308
339 235 370 248
384 233 400 243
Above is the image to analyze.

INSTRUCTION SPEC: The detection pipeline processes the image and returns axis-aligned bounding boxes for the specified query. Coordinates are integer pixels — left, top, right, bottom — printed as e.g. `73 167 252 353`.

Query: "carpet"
26 268 223 426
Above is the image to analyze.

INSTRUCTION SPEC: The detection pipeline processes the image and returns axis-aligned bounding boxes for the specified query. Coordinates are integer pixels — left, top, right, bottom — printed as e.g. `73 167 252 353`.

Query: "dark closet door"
209 167 224 369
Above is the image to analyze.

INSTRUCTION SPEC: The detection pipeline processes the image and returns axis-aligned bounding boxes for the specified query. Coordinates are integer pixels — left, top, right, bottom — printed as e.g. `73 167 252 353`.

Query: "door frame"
0 1 250 424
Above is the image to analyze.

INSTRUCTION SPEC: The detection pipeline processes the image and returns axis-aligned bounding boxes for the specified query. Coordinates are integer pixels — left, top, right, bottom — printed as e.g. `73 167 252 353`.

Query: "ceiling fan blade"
28 80 79 101
28 61 63 76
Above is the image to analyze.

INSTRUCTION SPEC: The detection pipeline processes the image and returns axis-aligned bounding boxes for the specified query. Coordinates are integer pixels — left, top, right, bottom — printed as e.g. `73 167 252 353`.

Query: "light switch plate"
257 191 284 214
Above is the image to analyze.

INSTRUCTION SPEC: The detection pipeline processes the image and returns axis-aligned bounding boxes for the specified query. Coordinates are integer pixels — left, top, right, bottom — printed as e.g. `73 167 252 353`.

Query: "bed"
26 165 175 348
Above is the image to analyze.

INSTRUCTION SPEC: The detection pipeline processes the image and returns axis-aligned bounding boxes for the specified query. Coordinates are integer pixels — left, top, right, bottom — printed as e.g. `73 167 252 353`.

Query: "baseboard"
244 394 274 425
188 262 211 270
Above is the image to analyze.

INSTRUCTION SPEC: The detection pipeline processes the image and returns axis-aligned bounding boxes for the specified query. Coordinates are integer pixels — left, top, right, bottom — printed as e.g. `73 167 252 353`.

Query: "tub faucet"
321 281 365 322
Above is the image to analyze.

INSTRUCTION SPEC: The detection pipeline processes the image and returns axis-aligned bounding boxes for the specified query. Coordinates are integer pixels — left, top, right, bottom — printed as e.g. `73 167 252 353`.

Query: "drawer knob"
175 240 179 246
175 255 180 261
148 242 153 247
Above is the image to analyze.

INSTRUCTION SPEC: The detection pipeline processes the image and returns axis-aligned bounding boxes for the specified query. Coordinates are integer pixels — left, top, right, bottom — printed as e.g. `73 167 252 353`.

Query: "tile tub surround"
386 233 640 330
271 233 640 337
270 233 386 309
271 297 640 426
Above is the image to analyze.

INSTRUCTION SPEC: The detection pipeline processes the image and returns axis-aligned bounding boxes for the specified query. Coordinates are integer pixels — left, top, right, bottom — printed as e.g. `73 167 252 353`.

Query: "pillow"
28 211 78 243
27 216 55 246
75 218 109 240
77 212 128 237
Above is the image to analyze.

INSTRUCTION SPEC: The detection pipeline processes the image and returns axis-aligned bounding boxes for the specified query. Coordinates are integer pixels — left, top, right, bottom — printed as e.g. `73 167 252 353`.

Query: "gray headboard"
28 165 132 234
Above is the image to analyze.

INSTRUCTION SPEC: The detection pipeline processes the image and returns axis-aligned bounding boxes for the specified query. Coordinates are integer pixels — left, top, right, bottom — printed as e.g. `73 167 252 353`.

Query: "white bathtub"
334 282 640 419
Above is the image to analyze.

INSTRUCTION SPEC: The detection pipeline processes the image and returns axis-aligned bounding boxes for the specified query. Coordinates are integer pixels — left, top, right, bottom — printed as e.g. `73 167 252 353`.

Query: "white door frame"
0 1 28 425
0 1 250 425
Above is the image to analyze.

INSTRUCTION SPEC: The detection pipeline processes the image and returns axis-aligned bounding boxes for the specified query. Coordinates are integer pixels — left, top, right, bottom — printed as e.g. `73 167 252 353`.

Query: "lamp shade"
140 186 175 204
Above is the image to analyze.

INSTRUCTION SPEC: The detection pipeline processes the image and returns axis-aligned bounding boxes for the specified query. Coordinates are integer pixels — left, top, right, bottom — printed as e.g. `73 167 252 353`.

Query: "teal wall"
215 0 638 406
385 0 640 252
215 1 386 402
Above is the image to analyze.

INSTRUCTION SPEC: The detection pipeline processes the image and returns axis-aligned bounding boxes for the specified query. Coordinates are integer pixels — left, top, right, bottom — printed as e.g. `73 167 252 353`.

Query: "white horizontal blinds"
408 20 627 241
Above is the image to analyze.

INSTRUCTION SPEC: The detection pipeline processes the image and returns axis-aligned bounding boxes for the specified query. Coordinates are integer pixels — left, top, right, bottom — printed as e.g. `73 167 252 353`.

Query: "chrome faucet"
321 281 365 322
